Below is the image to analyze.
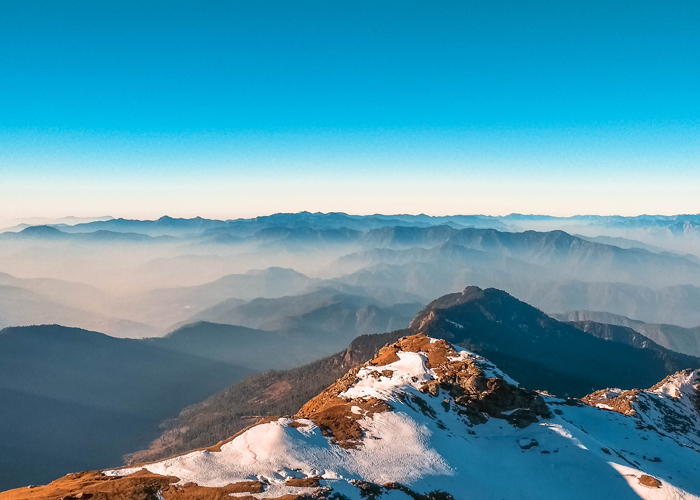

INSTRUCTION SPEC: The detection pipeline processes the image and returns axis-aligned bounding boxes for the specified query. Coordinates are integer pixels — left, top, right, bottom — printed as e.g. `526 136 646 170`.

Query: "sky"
1 0 699 221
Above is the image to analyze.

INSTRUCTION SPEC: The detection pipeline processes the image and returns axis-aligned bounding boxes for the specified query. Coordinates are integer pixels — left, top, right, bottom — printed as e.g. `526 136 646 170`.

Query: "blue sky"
1 1 699 219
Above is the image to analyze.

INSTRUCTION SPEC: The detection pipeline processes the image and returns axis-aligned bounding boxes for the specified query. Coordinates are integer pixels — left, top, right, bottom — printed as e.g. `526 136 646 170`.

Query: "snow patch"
106 412 451 492
340 351 432 400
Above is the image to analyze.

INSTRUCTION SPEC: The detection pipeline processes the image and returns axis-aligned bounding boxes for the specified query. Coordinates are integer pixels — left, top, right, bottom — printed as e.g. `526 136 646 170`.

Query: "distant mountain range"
2 212 700 335
5 211 700 236
0 273 157 338
174 287 422 333
555 310 700 357
111 267 317 329
0 224 177 243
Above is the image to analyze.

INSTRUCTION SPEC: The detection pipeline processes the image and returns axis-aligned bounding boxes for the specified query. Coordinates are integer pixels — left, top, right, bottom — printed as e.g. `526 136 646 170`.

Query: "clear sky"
1 0 699 220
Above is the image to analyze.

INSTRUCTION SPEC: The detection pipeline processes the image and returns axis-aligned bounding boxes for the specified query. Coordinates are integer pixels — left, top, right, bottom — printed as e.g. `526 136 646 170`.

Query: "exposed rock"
518 438 539 450
285 477 321 487
383 482 456 500
638 475 662 488
401 335 551 427
0 470 176 500
582 388 640 415
0 469 298 500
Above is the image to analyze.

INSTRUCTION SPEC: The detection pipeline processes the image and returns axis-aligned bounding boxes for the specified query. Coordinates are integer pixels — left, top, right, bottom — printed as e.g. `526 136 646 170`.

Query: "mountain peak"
408 286 529 331
16 225 67 238
6 334 700 499
405 287 700 398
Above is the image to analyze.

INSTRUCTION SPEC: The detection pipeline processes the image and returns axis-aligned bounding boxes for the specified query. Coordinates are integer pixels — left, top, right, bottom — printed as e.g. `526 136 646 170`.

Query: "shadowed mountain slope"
0 325 251 491
409 286 700 397
178 287 422 334
150 322 344 371
128 330 407 464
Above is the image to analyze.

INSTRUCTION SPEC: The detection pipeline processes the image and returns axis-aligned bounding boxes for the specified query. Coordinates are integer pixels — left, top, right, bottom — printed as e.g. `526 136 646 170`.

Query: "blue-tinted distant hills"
2 211 700 335
9 211 697 248
554 310 700 358
501 213 700 227
5 213 700 254
54 215 227 237
4 211 700 236
5 225 67 239
24 211 509 238
0 225 177 243
323 227 700 288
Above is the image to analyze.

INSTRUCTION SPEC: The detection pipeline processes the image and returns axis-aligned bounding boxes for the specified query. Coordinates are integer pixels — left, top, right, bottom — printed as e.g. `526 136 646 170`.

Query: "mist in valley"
2 212 700 340
2 212 700 490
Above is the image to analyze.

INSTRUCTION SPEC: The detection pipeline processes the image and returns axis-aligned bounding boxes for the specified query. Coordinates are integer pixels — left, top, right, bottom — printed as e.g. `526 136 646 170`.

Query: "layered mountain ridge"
125 286 700 469
555 310 700 357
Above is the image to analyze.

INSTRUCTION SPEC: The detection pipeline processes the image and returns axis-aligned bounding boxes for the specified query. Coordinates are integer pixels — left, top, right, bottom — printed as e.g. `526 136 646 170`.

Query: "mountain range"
555 310 700 357
3 213 700 335
3 284 700 491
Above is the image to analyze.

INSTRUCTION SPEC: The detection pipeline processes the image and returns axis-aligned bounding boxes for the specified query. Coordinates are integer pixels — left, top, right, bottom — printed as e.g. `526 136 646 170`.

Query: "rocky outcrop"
294 334 549 448
582 368 700 454
294 366 390 448
582 388 641 415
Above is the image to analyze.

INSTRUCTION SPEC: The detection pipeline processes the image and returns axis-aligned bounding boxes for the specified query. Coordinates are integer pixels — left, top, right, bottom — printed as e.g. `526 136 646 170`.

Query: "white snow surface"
106 341 700 500
339 351 432 400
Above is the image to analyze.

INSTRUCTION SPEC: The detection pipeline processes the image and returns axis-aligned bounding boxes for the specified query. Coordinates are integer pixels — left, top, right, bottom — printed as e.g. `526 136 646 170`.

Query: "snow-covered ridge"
584 368 700 451
12 334 700 500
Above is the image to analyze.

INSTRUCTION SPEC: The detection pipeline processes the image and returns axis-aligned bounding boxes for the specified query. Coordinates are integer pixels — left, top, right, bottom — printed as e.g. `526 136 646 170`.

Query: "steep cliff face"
5 333 700 500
